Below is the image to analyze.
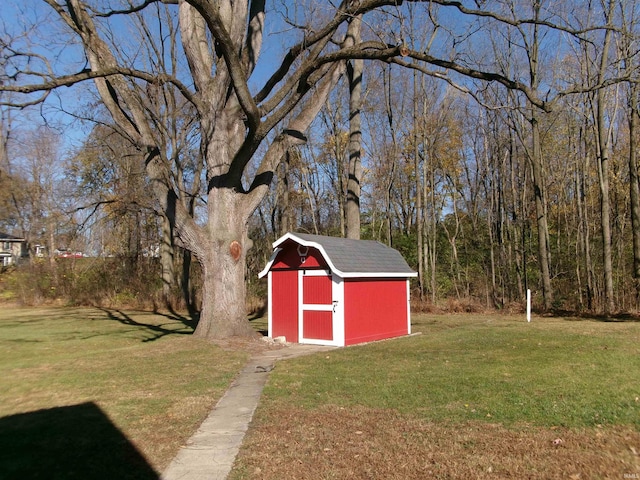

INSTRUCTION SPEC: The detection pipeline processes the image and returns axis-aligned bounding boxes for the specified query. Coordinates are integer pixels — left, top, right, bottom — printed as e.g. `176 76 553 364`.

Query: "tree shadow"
0 402 158 479
155 304 200 331
248 305 266 321
98 307 197 342
248 306 268 336
252 327 268 336
550 309 640 323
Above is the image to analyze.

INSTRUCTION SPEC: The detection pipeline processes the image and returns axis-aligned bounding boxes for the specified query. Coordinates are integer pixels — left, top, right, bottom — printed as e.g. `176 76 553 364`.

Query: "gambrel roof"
259 232 417 278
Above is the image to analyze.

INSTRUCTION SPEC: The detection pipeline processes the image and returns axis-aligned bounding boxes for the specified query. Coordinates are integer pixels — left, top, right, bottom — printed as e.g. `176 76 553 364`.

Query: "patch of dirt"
232 405 640 479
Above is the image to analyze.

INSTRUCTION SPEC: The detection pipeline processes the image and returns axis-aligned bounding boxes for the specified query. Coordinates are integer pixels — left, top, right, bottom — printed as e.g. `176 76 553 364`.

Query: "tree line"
1 1 639 336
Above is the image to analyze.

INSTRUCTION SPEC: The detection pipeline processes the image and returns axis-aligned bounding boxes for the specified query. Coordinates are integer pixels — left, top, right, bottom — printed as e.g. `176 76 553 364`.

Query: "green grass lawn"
3 307 639 479
0 307 250 478
264 314 640 427
231 314 640 479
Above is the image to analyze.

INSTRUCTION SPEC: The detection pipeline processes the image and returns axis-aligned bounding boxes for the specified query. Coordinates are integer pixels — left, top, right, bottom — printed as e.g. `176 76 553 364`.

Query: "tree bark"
276 151 292 237
161 214 175 304
345 15 363 240
529 115 553 310
414 72 424 299
193 188 256 338
525 1 553 311
595 0 616 315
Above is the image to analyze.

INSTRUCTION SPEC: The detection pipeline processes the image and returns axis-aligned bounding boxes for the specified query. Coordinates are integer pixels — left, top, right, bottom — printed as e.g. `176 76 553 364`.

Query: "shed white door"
299 270 334 343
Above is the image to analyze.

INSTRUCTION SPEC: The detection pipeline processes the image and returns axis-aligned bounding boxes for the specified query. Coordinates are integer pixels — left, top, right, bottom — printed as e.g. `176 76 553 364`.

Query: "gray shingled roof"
0 232 25 241
289 233 416 277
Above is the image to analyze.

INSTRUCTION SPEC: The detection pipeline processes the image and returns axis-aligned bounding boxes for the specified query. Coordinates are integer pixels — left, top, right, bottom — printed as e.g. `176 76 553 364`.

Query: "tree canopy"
2 0 638 334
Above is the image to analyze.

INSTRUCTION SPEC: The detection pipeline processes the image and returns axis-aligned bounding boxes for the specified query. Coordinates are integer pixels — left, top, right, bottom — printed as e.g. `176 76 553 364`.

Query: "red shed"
258 232 417 347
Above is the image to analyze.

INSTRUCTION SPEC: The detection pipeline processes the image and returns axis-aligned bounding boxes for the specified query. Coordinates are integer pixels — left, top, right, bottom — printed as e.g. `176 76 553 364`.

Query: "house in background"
0 233 27 267
259 232 417 347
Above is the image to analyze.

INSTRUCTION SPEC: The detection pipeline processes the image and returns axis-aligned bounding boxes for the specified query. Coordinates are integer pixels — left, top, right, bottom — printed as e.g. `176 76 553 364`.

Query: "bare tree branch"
186 0 260 132
88 0 177 18
0 67 198 108
428 0 615 36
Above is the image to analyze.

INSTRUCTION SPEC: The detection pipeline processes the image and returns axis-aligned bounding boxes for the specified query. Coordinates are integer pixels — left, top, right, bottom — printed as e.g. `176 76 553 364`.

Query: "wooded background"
1 1 639 317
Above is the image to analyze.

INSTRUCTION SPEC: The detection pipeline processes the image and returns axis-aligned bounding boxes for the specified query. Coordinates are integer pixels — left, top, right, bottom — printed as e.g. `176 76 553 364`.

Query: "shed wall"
344 278 408 346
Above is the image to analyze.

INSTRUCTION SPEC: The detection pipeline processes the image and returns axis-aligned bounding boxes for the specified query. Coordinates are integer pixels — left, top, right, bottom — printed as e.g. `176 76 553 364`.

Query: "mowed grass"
0 307 250 478
231 314 640 479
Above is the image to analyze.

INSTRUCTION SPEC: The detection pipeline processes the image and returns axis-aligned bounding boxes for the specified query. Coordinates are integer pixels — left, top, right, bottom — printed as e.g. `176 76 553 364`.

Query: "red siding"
344 278 408 346
272 241 327 270
303 310 333 341
266 237 413 346
271 270 298 343
303 275 332 304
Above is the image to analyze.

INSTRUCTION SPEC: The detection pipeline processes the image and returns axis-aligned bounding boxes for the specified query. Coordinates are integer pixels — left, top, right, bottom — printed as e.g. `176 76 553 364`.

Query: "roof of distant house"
0 232 25 242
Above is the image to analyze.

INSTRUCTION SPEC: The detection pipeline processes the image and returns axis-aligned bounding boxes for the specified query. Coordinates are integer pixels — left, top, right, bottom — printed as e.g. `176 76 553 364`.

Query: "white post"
526 289 531 323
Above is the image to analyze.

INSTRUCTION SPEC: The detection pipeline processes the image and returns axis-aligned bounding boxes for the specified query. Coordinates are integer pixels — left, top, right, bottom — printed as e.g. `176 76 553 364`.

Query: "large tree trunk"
193 189 256 339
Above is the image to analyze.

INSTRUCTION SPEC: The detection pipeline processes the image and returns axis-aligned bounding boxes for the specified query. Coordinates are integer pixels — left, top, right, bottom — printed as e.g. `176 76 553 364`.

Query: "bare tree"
2 125 72 261
1 0 617 337
0 111 14 234
576 0 618 314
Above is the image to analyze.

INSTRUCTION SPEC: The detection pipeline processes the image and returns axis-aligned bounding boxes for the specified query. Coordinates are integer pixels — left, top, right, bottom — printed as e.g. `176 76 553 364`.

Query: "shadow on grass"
248 304 266 321
248 309 268 337
550 309 640 323
155 305 200 331
99 308 198 342
0 402 158 480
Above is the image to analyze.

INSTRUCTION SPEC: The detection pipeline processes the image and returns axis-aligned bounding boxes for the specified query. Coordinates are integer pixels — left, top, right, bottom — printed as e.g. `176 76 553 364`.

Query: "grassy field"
2 308 639 479
230 314 640 479
0 307 250 478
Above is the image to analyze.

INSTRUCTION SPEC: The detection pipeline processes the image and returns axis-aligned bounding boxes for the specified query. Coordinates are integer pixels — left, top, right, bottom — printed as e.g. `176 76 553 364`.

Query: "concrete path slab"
162 344 335 480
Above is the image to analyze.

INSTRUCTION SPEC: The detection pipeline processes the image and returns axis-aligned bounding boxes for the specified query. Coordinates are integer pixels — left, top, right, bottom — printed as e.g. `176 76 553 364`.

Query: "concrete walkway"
161 343 335 480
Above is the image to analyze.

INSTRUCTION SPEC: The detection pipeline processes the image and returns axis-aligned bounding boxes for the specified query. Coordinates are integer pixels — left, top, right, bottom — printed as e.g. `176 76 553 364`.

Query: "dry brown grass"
232 405 640 479
410 296 489 314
